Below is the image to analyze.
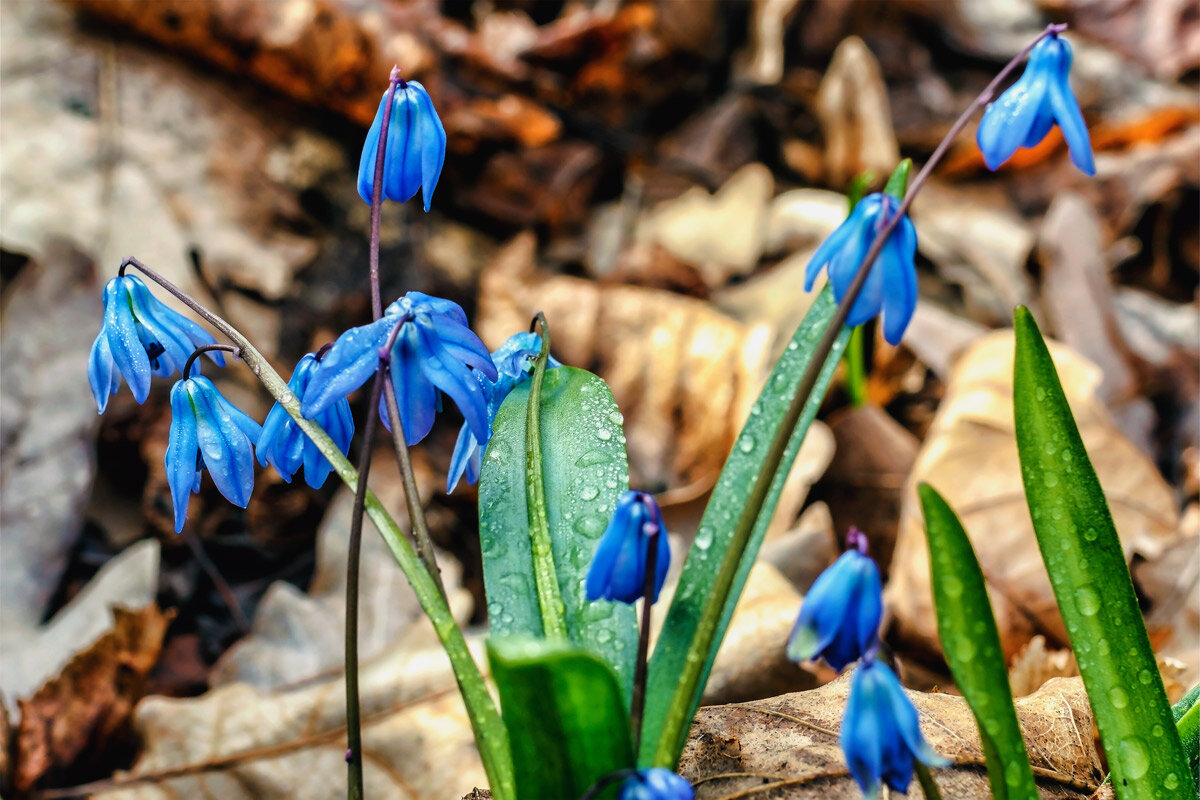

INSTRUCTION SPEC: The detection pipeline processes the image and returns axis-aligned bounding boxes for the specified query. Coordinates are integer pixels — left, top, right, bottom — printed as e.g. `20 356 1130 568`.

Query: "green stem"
844 325 866 407
524 312 569 639
914 761 945 800
123 257 516 800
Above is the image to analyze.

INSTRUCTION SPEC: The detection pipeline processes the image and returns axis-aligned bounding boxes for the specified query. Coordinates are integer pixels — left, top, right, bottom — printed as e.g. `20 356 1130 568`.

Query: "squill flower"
840 658 949 799
447 331 561 493
787 528 882 671
165 375 262 533
88 274 223 412
585 491 671 605
257 352 354 489
803 193 918 345
976 33 1094 175
357 78 446 211
300 292 497 447
618 768 694 800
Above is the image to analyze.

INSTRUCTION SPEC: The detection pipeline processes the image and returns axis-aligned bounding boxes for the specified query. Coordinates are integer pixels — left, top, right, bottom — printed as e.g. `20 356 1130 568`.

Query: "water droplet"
579 485 599 501
1074 587 1099 616
1044 472 1059 488
1044 441 1057 455
956 639 976 661
1109 686 1128 709
596 427 612 441
575 450 609 468
1138 669 1153 685
1164 773 1179 790
1117 737 1149 779
1035 387 1047 401
574 515 607 538
608 410 624 425
595 628 614 644
1083 527 1099 542
738 436 756 454
694 527 713 550
943 577 964 599
1005 763 1024 787
1097 638 1110 656
1152 724 1165 738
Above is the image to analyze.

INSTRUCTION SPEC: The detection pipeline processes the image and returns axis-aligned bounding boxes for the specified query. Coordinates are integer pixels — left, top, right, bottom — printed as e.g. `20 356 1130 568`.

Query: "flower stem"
524 312 569 639
181 343 241 379
631 527 659 754
844 326 866 407
914 761 945 800
649 23 1069 767
120 256 515 800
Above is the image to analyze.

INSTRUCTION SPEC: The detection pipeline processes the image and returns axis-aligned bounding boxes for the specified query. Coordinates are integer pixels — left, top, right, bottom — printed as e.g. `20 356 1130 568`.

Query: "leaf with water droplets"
478 367 637 696
1013 307 1193 799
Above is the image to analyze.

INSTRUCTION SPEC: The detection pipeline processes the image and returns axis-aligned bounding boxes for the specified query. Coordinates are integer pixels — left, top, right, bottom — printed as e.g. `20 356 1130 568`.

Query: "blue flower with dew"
447 331 561 493
803 193 917 346
300 292 497 447
88 274 224 412
258 352 354 489
840 658 948 799
357 77 446 211
585 490 671 604
618 768 694 800
787 528 882 671
976 34 1094 175
166 375 262 533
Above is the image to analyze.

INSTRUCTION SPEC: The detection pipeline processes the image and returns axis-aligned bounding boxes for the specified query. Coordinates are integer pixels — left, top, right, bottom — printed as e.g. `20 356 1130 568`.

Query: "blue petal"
410 81 447 212
88 331 117 413
301 316 394 417
878 661 948 769
256 403 292 475
403 292 469 327
103 278 153 403
127 277 206 377
413 320 492 445
431 317 500 380
189 377 257 508
1048 71 1094 175
390 324 439 445
976 72 1048 171
165 380 200 532
804 218 856 292
386 87 422 204
447 423 480 493
841 667 884 800
880 216 918 345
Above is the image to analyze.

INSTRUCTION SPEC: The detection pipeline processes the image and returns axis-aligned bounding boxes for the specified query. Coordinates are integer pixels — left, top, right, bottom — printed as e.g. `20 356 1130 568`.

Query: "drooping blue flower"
257 353 354 489
977 34 1094 175
787 528 882 671
619 768 694 800
301 292 497 447
840 658 948 799
357 78 446 211
585 490 671 604
803 193 918 346
165 375 262 533
446 331 562 493
88 274 224 412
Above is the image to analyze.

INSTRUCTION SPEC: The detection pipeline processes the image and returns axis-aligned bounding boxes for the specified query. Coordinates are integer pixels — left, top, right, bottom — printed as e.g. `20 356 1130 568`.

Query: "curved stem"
631 527 658 754
649 23 1069 767
120 257 515 800
182 344 241 379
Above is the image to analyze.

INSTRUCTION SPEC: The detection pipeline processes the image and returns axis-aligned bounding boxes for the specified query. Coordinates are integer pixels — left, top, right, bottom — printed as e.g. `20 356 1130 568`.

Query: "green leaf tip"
884 158 913 200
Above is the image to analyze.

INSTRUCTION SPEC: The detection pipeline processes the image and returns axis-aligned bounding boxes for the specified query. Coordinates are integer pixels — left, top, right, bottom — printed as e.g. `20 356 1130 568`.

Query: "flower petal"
390 324 439 445
1048 71 1095 175
414 321 492 445
410 81 446 212
301 316 393 417
166 380 200 532
880 216 918 345
447 423 479 493
976 74 1047 171
190 376 257 508
104 278 153 403
88 331 117 413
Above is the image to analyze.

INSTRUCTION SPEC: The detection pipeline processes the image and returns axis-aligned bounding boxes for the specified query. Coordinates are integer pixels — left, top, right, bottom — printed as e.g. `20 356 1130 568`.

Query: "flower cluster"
788 529 946 798
586 490 671 604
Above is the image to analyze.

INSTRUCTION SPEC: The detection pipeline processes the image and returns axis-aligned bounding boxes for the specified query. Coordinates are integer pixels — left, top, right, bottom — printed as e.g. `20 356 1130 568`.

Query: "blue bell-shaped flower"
300 292 497 447
787 528 882 671
258 352 354 489
976 34 1094 175
447 331 561 493
165 375 262 533
357 77 446 211
88 274 224 412
619 768 694 800
840 658 948 799
803 193 918 345
585 490 671 604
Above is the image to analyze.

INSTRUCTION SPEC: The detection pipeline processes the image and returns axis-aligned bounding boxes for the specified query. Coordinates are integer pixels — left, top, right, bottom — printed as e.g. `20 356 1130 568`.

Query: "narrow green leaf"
1172 684 1200 724
479 366 638 697
919 483 1038 800
846 170 876 211
884 158 913 200
643 286 849 763
1013 307 1194 799
489 637 635 800
1175 687 1200 788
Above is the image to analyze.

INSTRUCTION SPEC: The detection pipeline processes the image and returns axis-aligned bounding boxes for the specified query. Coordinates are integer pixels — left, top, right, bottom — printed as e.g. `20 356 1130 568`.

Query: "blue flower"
787 529 882 671
447 331 562 493
803 193 917 345
585 491 671 604
619 768 694 800
301 292 497 447
977 34 1094 175
257 353 354 489
357 78 446 211
841 658 948 799
165 375 262 533
88 275 224 412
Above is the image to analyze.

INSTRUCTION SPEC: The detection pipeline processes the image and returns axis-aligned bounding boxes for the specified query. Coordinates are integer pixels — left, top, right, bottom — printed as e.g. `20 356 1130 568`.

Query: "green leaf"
1172 684 1200 724
643 286 849 764
846 170 877 211
884 158 913 200
479 366 638 697
489 637 635 800
919 483 1038 800
1175 686 1200 788
1012 307 1194 799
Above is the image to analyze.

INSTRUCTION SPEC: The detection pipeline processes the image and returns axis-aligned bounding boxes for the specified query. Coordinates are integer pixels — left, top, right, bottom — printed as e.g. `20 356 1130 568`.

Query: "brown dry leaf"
1008 635 1079 698
680 674 1103 799
476 232 775 493
887 331 1181 663
14 604 172 792
1062 0 1200 81
815 36 901 188
736 0 804 85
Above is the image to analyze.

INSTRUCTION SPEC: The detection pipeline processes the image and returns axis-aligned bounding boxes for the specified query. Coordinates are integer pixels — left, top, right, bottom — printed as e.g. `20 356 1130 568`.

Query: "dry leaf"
1008 635 1079 698
887 331 1180 663
815 36 901 188
736 0 804 85
476 233 775 493
14 604 172 791
681 674 1103 798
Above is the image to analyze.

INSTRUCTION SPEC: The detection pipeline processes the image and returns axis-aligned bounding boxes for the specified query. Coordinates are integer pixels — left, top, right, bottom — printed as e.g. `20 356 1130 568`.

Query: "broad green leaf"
919 483 1038 800
478 366 637 697
489 637 635 800
643 286 849 763
1013 307 1194 799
